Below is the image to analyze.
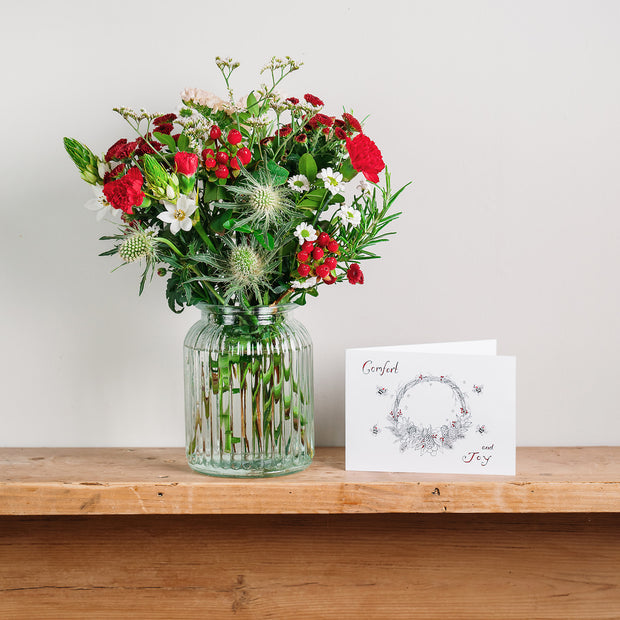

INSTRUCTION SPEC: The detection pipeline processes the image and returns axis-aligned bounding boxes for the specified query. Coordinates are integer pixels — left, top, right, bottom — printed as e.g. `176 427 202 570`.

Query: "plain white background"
1 0 619 447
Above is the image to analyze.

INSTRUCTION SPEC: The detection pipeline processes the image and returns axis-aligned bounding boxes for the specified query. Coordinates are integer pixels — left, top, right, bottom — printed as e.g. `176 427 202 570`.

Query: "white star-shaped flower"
157 194 198 234
84 185 121 222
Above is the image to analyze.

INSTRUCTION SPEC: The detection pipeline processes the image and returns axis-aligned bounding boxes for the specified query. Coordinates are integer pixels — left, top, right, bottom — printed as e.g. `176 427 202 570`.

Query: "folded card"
345 340 516 475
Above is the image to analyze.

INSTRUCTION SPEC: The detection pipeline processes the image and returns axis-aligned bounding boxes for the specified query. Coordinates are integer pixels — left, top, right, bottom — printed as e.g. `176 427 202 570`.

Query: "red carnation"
342 112 363 133
286 97 299 105
105 138 137 162
175 151 199 176
304 93 324 107
346 134 385 183
334 127 348 140
346 263 364 285
154 113 177 125
103 167 144 215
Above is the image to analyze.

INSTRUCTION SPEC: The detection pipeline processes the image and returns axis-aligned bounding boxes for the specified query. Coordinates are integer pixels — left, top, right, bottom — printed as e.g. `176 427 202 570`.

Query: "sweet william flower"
294 222 318 245
347 263 364 285
304 93 324 107
174 152 199 176
157 194 197 234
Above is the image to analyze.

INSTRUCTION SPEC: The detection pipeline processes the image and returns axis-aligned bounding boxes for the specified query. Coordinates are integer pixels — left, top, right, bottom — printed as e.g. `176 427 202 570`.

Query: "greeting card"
345 340 516 475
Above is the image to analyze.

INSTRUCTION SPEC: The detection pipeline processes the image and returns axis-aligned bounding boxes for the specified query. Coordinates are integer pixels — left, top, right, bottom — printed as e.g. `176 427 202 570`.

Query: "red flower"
260 136 275 146
237 147 252 165
103 163 125 184
304 93 324 107
135 135 162 155
334 127 348 140
307 117 319 130
286 97 299 104
277 125 292 137
227 129 242 145
346 134 385 183
342 112 362 133
155 123 173 135
294 134 307 144
346 263 364 285
105 138 137 162
313 113 334 127
154 113 177 125
103 167 144 215
174 151 199 176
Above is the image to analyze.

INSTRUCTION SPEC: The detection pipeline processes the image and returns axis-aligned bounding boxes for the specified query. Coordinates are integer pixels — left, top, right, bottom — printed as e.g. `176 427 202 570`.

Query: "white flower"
338 205 362 228
355 178 372 196
157 195 198 234
97 158 110 180
317 167 344 195
294 222 318 245
291 278 317 289
180 88 227 111
84 186 121 222
288 175 310 193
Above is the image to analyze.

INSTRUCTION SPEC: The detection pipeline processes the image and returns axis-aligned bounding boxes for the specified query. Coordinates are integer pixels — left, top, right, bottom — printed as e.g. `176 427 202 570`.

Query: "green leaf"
246 91 259 115
340 158 358 182
253 230 275 250
153 132 177 153
266 159 289 186
177 134 189 152
306 287 319 297
298 153 317 181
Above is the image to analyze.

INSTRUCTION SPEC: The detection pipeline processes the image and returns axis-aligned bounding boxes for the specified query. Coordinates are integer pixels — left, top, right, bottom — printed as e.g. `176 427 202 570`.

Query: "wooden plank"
1 514 619 619
0 447 619 515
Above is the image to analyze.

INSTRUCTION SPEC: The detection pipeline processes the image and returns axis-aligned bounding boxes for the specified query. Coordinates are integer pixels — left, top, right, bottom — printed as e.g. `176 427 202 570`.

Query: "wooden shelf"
1 446 619 515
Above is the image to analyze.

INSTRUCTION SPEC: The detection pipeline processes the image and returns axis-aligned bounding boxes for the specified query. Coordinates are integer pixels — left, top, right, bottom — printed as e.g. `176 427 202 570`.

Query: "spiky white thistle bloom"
85 186 122 222
157 194 197 235
288 175 310 193
118 227 160 263
294 222 318 245
337 205 362 228
222 168 295 230
317 168 345 195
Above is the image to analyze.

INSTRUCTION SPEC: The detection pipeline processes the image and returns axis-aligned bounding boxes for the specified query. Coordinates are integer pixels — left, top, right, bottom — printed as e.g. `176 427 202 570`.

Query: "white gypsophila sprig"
260 56 303 74
294 222 318 244
157 194 198 235
288 175 310 193
291 278 318 290
215 56 240 72
317 168 345 196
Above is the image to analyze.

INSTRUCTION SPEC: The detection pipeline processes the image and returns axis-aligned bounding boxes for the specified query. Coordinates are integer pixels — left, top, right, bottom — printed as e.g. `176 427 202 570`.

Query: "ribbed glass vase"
184 304 314 477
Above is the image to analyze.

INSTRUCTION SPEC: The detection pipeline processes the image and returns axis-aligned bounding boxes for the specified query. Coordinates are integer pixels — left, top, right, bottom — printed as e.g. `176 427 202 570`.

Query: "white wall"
2 0 619 447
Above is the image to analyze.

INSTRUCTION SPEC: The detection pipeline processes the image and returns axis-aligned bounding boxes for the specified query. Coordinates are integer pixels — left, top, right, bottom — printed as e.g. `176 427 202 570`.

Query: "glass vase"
184 304 314 477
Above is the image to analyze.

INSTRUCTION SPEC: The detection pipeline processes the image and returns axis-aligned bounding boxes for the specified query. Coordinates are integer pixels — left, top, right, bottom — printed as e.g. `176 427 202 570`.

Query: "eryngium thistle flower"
223 168 295 230
119 228 159 263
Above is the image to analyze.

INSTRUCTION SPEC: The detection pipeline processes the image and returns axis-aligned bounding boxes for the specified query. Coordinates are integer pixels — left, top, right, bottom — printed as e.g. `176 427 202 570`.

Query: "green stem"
193 220 217 252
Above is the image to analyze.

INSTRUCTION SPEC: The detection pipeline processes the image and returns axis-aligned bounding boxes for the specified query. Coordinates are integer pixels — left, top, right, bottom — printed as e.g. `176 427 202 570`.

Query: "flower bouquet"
64 56 408 477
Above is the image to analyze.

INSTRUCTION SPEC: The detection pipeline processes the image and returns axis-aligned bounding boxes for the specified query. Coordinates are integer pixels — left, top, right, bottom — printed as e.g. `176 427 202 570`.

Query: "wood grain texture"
0 447 619 515
1 514 619 619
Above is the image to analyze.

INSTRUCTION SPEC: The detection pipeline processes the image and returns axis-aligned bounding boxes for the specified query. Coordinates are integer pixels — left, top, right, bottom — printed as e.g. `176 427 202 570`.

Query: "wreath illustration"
388 374 472 455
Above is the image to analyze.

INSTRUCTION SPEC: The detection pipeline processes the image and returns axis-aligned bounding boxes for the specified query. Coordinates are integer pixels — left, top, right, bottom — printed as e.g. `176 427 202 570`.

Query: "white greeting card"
345 340 516 475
